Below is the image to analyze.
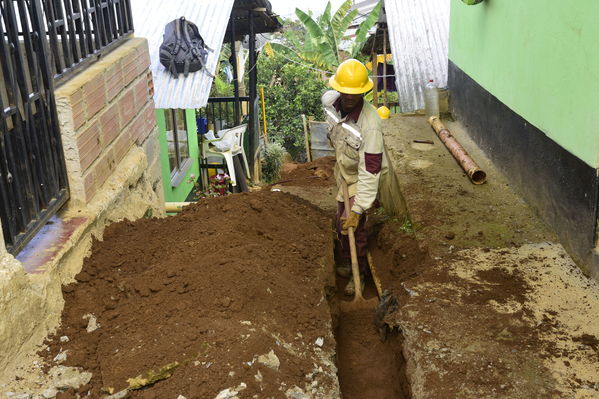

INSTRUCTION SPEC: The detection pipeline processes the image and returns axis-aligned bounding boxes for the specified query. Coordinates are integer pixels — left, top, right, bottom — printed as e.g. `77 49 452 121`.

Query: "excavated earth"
41 191 340 399
7 131 599 399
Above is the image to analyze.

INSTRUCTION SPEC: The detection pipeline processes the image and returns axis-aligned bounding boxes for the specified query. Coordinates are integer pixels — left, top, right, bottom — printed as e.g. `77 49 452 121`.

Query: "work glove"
341 211 361 235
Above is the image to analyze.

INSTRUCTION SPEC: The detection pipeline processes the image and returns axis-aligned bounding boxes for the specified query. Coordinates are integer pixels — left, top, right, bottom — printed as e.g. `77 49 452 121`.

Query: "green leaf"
320 2 332 28
269 42 301 61
331 0 353 34
320 2 337 56
324 18 339 64
351 0 382 58
218 43 231 62
295 7 338 70
295 7 327 44
334 9 358 42
285 30 302 49
301 48 336 70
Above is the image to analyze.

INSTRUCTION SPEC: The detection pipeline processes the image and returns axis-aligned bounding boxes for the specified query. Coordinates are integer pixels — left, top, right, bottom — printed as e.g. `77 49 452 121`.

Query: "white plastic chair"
201 124 250 186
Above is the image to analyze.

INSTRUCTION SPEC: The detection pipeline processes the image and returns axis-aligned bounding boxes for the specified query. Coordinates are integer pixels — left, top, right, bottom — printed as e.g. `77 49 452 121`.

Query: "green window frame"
165 109 192 187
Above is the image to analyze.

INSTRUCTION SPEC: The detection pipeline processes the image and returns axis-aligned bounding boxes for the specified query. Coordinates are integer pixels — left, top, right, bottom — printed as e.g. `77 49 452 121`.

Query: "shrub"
261 141 287 183
258 51 326 161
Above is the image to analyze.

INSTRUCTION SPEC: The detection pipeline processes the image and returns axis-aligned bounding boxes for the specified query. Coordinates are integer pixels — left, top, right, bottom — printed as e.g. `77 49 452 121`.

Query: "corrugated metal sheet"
131 0 235 109
351 0 379 22
385 0 450 112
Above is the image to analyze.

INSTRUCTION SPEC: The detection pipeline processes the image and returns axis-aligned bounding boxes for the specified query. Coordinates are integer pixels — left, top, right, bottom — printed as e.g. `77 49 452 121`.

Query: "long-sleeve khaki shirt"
322 90 388 214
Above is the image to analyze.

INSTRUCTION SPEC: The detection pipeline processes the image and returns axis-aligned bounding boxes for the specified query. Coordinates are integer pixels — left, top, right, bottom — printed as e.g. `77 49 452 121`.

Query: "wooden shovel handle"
341 180 364 300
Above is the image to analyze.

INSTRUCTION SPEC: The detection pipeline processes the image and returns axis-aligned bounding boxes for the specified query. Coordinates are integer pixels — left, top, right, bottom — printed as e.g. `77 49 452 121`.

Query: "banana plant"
268 0 381 72
350 0 382 58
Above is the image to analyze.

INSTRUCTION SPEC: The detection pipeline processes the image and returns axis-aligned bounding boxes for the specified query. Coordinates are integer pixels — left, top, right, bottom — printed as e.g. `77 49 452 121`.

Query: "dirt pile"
279 157 335 187
43 191 338 398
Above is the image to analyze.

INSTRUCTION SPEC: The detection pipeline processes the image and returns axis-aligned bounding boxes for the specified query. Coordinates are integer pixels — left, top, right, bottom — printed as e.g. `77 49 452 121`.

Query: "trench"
329 255 411 398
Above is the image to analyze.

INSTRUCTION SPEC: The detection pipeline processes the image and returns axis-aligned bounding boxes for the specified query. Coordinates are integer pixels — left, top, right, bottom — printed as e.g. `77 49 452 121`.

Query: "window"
165 109 192 186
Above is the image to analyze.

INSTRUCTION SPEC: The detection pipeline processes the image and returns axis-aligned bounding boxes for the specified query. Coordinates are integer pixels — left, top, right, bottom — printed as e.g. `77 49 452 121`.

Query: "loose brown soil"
44 191 337 398
279 156 335 187
276 157 412 399
368 218 571 397
334 304 409 399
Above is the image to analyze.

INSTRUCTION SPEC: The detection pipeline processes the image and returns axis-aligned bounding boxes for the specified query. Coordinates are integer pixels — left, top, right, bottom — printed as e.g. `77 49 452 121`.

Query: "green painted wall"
156 109 199 203
449 0 599 168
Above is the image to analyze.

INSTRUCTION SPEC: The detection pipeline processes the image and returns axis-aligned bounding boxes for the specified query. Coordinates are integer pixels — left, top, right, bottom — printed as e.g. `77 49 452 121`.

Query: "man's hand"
341 211 361 234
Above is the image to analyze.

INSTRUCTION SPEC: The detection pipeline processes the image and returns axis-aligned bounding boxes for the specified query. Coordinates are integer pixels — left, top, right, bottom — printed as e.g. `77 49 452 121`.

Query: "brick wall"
55 38 158 204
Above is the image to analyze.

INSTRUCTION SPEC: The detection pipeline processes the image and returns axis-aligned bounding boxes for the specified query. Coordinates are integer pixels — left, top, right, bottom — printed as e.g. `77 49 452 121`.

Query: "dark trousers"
336 199 369 275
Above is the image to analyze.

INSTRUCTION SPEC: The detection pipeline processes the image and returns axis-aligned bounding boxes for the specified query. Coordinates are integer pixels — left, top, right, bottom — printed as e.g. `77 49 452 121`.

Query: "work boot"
344 274 366 297
336 264 351 278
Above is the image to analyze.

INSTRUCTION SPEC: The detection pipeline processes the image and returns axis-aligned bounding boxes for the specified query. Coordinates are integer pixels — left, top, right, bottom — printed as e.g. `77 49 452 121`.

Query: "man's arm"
351 126 384 214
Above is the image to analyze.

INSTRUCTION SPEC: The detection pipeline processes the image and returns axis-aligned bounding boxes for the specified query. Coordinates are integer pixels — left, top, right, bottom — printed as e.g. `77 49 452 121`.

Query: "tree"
269 0 382 72
258 47 326 161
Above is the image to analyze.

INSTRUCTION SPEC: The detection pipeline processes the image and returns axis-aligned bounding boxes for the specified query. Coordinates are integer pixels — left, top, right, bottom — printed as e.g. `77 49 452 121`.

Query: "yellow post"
260 86 268 140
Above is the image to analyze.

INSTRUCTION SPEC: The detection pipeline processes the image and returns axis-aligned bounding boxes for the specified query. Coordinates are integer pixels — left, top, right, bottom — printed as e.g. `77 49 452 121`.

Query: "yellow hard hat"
329 59 374 94
377 106 390 119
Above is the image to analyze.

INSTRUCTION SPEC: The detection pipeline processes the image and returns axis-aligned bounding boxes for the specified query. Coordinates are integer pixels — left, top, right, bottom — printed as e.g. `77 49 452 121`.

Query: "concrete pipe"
427 117 487 185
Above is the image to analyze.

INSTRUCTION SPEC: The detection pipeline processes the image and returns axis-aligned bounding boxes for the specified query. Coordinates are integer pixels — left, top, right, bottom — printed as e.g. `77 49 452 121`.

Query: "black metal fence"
0 0 133 254
44 0 134 83
196 96 250 133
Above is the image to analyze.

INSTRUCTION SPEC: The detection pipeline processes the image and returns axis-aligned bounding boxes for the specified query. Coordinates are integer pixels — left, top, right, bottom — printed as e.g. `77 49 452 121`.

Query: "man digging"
322 59 389 296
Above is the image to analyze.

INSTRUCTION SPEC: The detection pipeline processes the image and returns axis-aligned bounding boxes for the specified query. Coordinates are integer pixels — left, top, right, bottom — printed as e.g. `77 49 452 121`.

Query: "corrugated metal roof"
385 0 450 112
131 0 235 109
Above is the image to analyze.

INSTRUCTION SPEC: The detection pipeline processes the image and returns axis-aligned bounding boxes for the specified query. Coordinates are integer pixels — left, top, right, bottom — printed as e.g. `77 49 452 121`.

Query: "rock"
53 351 67 363
285 387 309 399
176 396 187 399
148 282 161 293
41 388 58 398
314 337 324 347
221 297 232 308
4 393 32 399
214 383 247 399
103 389 130 399
444 232 455 240
82 313 99 332
401 282 419 297
314 169 329 178
49 366 92 391
254 370 263 382
257 350 280 371
59 336 69 343
249 200 263 212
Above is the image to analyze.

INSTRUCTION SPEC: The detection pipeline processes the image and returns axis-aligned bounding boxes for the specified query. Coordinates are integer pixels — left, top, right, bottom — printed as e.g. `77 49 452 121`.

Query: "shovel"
341 180 366 303
340 181 401 340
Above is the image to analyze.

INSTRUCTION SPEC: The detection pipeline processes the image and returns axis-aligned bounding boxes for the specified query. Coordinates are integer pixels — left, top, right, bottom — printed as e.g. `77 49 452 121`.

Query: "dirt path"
381 114 599 398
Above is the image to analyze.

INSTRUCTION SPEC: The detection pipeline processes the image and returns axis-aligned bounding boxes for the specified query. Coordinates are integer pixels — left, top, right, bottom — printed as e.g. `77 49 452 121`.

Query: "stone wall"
0 38 165 376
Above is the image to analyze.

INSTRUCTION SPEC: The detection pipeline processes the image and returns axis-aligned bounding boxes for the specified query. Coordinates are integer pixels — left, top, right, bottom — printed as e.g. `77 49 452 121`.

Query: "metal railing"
0 0 133 254
43 0 134 84
196 96 250 133
1 0 68 254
